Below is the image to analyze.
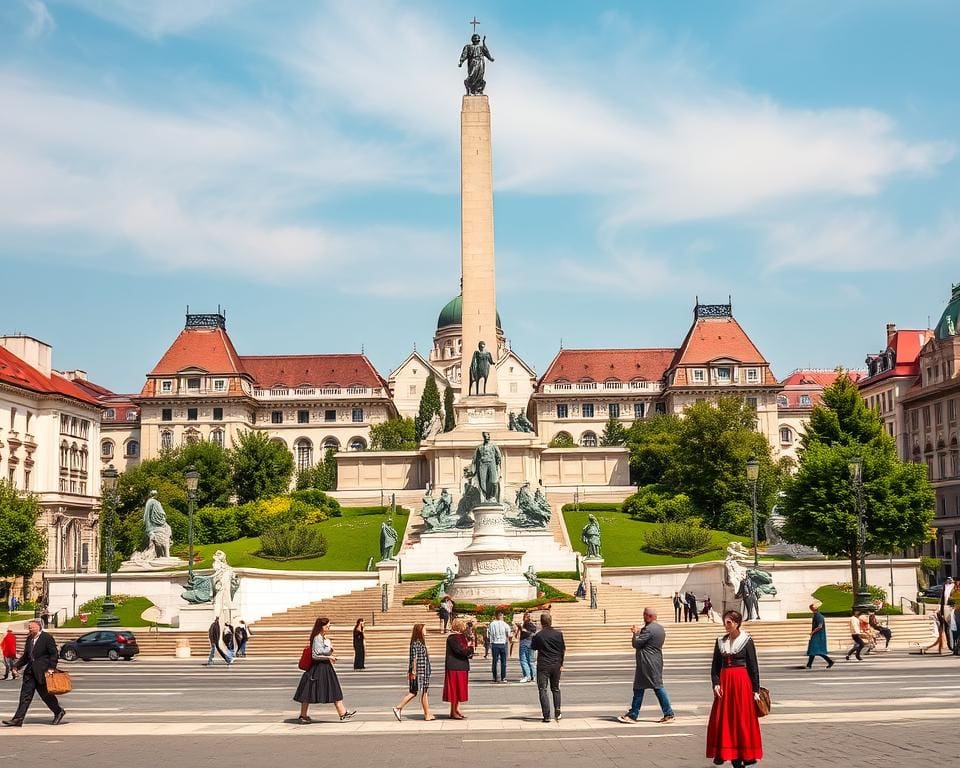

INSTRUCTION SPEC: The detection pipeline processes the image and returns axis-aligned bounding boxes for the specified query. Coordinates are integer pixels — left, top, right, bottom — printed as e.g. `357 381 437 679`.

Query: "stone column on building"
460 94 499 398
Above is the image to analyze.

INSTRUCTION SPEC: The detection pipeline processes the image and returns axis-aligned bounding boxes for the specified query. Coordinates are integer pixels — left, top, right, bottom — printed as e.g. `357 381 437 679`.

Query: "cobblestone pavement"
0 650 953 767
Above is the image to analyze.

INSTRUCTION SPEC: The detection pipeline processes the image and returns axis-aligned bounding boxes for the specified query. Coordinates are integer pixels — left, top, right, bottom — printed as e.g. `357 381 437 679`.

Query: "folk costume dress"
706 631 763 764
294 634 343 704
442 632 473 705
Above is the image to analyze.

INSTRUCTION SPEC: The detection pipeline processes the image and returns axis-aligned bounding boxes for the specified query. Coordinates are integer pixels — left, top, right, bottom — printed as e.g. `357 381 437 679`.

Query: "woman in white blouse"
293 617 357 724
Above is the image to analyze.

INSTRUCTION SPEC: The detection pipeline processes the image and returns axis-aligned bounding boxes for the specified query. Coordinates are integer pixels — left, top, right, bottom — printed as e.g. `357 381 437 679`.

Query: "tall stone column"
460 94 498 397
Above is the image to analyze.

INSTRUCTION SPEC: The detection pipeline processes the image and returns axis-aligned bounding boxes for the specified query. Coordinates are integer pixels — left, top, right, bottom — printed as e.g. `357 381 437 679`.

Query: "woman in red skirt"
707 610 762 767
442 617 474 719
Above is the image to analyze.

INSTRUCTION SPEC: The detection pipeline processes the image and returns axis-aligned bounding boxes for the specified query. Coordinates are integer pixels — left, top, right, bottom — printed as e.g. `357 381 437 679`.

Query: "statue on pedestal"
509 482 550 528
468 341 495 395
581 514 602 558
459 33 494 96
127 491 173 567
380 519 399 561
181 550 239 612
471 431 502 503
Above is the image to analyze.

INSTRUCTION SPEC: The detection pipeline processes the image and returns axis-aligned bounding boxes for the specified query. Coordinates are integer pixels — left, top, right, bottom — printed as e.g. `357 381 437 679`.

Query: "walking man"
617 608 675 723
204 617 234 667
672 592 683 623
845 610 865 661
3 619 65 726
2 629 17 680
531 612 565 723
686 591 699 622
487 610 511 682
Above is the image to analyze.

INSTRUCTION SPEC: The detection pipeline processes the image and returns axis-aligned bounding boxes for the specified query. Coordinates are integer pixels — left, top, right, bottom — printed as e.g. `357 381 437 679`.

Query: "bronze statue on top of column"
459 21 494 95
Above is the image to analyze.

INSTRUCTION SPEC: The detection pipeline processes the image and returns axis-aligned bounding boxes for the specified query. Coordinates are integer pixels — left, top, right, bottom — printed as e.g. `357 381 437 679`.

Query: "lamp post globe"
98 464 120 627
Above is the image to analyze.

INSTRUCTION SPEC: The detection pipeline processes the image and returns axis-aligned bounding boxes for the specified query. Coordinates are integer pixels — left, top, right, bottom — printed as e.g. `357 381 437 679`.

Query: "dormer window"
187 377 201 391
746 368 759 383
213 379 226 392
692 369 706 383
716 367 731 382
161 380 173 393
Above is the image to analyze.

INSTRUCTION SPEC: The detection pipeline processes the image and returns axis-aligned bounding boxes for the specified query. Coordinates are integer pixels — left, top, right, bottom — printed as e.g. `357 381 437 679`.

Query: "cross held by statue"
470 16 480 33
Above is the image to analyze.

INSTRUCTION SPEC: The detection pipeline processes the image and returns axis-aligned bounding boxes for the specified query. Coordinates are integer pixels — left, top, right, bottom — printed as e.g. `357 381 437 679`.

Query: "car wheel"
62 648 78 662
108 650 119 661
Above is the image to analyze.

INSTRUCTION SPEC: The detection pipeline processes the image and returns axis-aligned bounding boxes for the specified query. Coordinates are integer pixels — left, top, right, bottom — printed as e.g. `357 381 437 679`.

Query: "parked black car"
60 630 139 661
920 584 945 599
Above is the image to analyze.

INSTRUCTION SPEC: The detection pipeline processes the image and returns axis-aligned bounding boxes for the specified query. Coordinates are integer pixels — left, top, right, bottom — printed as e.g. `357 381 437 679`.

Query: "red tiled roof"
538 348 676 386
860 329 933 385
0 347 99 406
148 327 246 377
240 354 387 389
672 316 769 369
780 369 864 387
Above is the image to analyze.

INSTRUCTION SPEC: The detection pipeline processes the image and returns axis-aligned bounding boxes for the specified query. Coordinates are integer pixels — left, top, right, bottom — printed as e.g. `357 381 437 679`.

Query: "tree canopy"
415 373 443 441
369 417 418 451
443 383 456 432
0 481 46 579
599 417 628 446
231 430 295 503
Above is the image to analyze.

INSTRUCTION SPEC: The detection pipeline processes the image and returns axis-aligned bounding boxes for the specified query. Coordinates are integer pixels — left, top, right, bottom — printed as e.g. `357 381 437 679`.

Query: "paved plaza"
0 650 951 766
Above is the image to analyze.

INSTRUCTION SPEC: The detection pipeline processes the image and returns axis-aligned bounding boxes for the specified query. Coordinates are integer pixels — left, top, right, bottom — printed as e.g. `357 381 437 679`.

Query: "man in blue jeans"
617 608 675 723
487 611 511 682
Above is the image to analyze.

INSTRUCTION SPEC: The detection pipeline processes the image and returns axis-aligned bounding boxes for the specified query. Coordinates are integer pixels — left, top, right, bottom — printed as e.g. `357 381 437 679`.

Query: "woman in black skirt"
353 618 366 670
294 617 357 724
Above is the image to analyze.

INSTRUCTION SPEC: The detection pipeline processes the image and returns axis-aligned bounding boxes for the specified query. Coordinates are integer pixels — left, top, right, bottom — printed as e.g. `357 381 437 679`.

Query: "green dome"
437 295 502 331
935 283 960 340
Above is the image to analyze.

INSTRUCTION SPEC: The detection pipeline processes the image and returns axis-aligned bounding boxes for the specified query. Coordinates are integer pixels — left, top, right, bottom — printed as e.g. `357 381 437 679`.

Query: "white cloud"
23 0 55 39
56 0 251 38
763 210 960 272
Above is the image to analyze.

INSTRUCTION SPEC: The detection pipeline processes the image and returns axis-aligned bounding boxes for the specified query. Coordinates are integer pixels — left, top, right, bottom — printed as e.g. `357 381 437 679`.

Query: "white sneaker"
519 676 529 683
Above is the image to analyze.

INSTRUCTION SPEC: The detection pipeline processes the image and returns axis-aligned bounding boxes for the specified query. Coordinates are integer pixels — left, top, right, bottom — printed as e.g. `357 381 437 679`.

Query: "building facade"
0 336 102 597
777 369 865 464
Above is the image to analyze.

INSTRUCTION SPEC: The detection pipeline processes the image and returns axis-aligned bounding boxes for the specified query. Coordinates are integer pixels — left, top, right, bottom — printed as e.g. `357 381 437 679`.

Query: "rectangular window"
911 410 919 430
187 377 201 390
799 395 811 407
923 406 931 429
352 408 364 423
271 411 283 424
746 368 759 383
936 403 944 425
556 404 568 419
408 385 417 395
510 382 518 393
692 369 706 383
298 409 310 424
745 397 758 410
324 410 337 422
161 408 172 422
582 404 594 418
716 367 731 382
950 399 957 422
608 403 620 418
211 430 224 448
213 379 226 392
634 402 645 419
939 454 947 478
161 380 172 393
187 408 198 421
213 407 223 421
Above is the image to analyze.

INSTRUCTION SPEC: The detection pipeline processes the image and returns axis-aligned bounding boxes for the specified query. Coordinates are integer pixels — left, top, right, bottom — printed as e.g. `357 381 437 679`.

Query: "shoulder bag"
755 687 771 717
298 646 313 671
45 668 72 695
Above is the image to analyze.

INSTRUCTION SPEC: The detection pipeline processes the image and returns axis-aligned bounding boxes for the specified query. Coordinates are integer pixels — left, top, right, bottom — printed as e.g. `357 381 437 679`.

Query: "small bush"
622 486 694 523
195 506 240 544
289 488 342 517
834 582 888 605
257 524 328 560
548 433 576 448
643 522 715 556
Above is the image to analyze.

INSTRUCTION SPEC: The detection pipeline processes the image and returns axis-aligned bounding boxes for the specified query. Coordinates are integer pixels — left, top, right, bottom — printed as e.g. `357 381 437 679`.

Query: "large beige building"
777 369 865 464
0 336 103 598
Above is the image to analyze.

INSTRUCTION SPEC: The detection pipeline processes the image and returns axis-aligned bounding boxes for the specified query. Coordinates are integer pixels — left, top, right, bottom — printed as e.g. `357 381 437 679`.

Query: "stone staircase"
255 582 438 628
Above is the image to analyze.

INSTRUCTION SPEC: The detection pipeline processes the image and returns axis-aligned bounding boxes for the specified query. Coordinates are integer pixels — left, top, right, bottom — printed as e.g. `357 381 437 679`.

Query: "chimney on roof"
886 323 897 343
61 370 88 381
0 335 52 377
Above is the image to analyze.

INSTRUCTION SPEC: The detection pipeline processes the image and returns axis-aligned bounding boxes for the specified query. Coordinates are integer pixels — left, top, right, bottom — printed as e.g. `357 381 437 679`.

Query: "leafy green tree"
415 373 443 440
296 448 339 492
230 430 295 503
599 417 628 446
369 417 418 451
176 441 233 507
548 432 576 448
0 481 46 582
782 375 934 596
625 414 681 487
443 383 456 432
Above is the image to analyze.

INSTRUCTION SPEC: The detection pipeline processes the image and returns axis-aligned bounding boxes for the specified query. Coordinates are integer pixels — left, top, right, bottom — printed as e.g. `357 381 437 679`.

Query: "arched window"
210 430 224 449
580 431 598 447
101 440 114 459
322 437 340 452
184 429 200 445
779 427 793 444
349 437 367 452
104 409 116 420
161 430 173 450
295 438 314 470
125 439 140 458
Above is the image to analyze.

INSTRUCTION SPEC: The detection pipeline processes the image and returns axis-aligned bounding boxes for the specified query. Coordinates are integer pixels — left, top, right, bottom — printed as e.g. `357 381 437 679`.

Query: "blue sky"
1 0 959 393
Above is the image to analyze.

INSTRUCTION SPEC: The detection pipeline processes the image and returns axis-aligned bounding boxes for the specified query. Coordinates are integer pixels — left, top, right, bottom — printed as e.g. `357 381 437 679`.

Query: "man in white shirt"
487 611 512 683
845 610 865 661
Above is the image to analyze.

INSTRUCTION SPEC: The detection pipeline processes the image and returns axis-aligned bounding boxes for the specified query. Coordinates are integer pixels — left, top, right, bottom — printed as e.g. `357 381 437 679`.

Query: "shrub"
257 524 328 560
718 501 754 537
548 433 577 448
289 488 342 517
194 506 240 544
643 522 715 556
622 486 694 523
834 582 888 605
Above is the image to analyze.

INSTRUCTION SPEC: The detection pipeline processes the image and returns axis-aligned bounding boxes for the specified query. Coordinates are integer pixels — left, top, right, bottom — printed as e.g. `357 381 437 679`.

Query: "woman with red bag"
293 617 356 724
706 610 762 767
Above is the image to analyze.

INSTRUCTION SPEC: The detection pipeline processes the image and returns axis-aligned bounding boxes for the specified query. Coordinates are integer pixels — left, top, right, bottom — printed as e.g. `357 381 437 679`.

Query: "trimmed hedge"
560 502 622 513
403 579 577 621
643 522 716 556
257 524 328 560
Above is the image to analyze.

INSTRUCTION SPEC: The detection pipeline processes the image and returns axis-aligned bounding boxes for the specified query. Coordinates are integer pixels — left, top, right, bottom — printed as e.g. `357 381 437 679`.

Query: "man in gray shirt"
617 607 675 723
487 611 512 683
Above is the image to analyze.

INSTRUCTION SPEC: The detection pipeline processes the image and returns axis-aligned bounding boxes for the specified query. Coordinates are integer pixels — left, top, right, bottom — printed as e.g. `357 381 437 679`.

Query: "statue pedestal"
755 596 785 621
452 395 510 431
178 603 215 631
582 557 604 589
118 556 187 572
376 560 399 587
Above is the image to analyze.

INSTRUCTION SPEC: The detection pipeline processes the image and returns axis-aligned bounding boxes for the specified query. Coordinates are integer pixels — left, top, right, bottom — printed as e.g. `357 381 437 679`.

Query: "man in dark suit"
530 612 565 723
3 619 65 726
672 593 683 623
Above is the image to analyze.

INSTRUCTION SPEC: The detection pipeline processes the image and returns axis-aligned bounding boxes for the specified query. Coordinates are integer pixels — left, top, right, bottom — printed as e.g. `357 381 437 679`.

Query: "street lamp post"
185 467 200 585
746 458 760 568
849 457 874 613
98 465 120 627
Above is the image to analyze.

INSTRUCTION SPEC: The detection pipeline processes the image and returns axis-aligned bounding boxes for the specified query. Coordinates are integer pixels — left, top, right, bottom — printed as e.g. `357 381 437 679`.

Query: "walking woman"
706 610 762 768
517 611 537 683
442 617 474 719
353 618 366 671
805 601 834 669
293 617 357 724
392 623 434 721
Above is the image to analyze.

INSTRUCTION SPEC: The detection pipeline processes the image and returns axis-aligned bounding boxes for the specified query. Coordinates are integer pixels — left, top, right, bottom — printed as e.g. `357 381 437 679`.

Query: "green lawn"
186 506 410 571
61 597 163 628
562 510 749 567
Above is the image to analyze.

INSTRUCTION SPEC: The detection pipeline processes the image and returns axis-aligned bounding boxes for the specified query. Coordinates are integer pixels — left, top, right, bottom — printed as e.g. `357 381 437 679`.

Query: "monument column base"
582 556 604 589
452 395 509 431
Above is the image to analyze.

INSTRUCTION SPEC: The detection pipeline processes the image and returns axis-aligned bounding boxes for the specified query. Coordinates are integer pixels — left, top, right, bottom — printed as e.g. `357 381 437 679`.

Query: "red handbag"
298 646 312 671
